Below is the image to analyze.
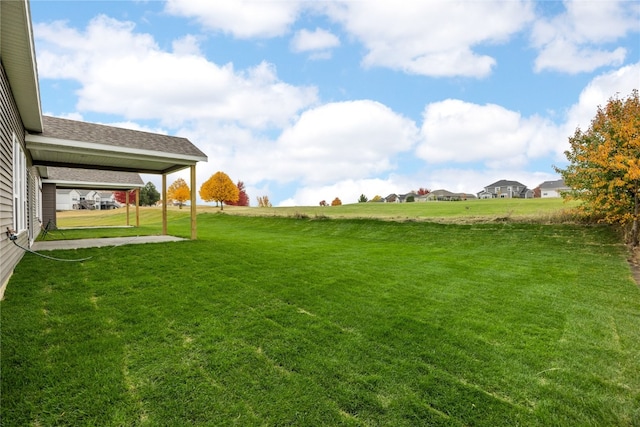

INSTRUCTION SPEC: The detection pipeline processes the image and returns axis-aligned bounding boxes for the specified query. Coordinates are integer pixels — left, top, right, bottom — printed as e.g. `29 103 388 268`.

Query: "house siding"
42 183 57 225
0 62 29 297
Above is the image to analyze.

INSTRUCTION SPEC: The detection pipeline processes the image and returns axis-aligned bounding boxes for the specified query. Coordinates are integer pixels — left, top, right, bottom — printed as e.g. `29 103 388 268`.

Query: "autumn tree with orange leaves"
200 171 239 210
167 178 190 209
555 90 639 246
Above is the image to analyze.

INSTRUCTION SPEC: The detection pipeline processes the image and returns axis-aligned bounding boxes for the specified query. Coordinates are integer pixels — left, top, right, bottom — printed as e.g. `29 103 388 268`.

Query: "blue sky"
30 0 639 206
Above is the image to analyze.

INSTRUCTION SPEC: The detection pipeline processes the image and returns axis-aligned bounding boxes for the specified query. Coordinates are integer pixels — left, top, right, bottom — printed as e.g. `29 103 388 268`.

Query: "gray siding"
42 183 56 227
0 63 27 297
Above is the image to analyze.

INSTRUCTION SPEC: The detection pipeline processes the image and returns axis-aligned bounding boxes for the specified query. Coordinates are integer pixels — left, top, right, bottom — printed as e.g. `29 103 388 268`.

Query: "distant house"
50 168 143 210
398 192 418 203
477 180 533 199
384 194 399 203
99 192 120 210
56 189 119 210
537 179 570 198
419 189 476 202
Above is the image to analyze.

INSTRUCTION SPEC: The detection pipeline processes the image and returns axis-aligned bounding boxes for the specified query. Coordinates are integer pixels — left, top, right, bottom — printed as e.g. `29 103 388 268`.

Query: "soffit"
1 0 43 132
42 167 145 190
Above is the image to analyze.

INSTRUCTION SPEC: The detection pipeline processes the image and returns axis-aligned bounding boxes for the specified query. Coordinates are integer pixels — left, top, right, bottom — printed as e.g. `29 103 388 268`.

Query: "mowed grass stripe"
2 214 639 426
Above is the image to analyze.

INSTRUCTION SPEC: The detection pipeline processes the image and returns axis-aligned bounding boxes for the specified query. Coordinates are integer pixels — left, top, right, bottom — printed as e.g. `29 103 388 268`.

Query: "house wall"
541 189 562 198
0 63 28 298
42 183 57 226
56 190 74 211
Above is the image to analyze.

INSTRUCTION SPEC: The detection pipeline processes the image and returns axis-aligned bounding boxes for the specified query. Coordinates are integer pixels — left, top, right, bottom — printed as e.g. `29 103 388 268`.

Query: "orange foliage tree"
331 197 342 206
555 90 639 246
199 171 239 210
167 178 190 209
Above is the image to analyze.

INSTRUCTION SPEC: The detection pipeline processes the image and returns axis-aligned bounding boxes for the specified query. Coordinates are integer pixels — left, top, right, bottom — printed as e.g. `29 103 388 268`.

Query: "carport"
40 167 145 228
26 116 208 239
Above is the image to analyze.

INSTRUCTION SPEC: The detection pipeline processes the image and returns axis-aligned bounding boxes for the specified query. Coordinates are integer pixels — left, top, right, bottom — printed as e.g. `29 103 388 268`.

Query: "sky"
30 0 640 206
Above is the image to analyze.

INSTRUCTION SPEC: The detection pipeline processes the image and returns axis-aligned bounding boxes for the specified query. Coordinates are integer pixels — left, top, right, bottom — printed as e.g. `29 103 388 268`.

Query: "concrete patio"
31 235 185 251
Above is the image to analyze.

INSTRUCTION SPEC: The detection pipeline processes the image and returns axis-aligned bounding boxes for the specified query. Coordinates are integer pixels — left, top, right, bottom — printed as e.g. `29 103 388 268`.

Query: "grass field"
2 201 639 425
52 198 580 234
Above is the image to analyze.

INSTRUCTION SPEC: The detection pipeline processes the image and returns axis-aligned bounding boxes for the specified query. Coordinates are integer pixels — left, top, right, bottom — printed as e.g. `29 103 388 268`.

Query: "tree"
113 190 136 205
257 195 272 207
555 90 640 246
417 188 431 196
331 197 342 206
358 194 368 203
226 181 249 206
168 178 190 209
200 171 239 210
370 195 382 202
140 181 160 206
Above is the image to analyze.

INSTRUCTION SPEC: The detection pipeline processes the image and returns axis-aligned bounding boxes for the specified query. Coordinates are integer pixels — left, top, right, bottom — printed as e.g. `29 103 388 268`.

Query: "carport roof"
42 167 145 190
26 116 208 175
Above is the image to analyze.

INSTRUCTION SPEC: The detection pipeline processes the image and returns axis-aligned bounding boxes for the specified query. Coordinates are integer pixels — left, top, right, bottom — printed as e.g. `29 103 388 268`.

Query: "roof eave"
1 0 43 132
43 179 145 190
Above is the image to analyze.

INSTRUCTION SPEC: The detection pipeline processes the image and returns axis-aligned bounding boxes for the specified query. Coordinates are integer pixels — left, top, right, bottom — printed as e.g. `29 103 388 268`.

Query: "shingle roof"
41 116 206 158
486 179 526 188
44 167 144 189
538 179 567 189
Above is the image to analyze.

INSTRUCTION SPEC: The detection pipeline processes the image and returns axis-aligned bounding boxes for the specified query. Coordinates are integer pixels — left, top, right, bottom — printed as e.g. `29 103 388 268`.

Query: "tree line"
114 172 251 210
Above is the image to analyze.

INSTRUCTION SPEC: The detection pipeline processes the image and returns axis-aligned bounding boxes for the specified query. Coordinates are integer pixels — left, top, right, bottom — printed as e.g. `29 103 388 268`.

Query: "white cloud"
164 0 302 38
416 100 560 168
532 0 639 73
34 16 317 128
270 100 419 185
323 0 533 78
560 62 640 154
172 34 202 56
290 28 340 54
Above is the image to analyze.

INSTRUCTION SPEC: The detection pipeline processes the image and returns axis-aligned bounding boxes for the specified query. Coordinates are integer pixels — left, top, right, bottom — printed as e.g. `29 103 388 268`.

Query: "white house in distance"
537 179 570 198
49 167 144 210
56 190 120 210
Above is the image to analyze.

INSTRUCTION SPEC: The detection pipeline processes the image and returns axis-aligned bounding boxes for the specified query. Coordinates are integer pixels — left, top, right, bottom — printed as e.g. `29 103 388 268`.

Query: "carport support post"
125 191 130 226
190 165 197 240
136 188 140 228
162 174 167 236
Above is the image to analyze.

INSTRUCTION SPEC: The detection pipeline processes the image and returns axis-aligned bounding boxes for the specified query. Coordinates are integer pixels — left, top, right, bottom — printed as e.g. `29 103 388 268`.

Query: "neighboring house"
0 0 207 298
419 189 477 201
477 180 533 199
384 194 399 203
398 192 418 203
56 189 101 210
56 189 75 211
48 167 142 211
99 192 119 210
537 179 570 198
384 192 420 203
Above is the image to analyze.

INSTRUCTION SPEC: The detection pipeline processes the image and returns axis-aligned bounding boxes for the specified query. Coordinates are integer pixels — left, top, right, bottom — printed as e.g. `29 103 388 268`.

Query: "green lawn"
2 211 639 425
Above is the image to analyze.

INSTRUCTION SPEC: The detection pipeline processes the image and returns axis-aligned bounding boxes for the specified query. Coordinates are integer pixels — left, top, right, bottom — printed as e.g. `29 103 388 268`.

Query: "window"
12 134 27 233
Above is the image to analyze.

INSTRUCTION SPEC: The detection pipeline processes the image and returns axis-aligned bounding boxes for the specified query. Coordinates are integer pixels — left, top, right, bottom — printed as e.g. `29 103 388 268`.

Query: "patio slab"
32 235 185 251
